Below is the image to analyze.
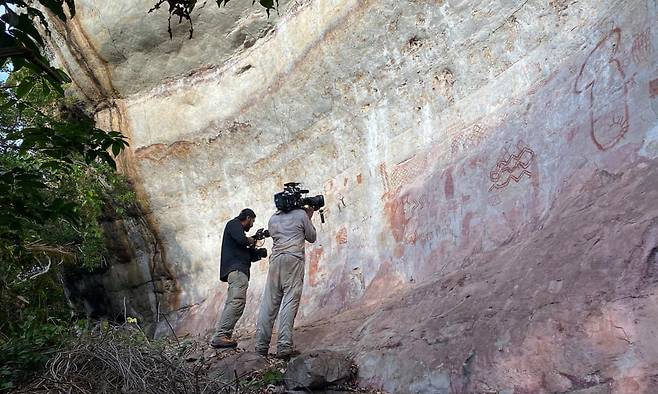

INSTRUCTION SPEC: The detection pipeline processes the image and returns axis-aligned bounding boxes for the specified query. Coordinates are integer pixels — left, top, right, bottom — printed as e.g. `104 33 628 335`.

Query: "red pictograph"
378 163 391 193
631 30 651 64
403 197 427 217
389 154 428 192
489 142 536 192
650 79 658 99
450 124 487 156
574 28 630 151
335 227 348 245
378 154 432 196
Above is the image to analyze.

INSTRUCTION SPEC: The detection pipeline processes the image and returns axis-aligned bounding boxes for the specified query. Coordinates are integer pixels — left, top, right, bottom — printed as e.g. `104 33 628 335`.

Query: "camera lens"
309 195 325 209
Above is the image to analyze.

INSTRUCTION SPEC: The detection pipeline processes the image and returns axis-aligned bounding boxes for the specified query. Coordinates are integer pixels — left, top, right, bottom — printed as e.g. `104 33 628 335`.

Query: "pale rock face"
56 0 288 96
49 0 658 392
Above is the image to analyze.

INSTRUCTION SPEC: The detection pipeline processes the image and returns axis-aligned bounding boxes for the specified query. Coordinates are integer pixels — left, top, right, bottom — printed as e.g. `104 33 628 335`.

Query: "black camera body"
274 182 325 212
251 247 268 259
253 228 270 241
250 228 270 259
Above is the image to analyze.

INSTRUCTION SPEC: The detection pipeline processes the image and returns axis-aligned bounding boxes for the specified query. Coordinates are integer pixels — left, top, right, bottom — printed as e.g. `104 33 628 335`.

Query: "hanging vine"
148 0 279 39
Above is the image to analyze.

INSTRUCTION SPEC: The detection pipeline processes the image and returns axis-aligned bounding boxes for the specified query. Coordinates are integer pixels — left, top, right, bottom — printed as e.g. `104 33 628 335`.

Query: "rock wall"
48 0 658 392
62 203 175 336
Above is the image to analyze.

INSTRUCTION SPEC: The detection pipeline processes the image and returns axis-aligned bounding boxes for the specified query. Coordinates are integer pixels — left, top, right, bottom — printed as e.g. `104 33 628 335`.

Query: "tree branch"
0 47 67 83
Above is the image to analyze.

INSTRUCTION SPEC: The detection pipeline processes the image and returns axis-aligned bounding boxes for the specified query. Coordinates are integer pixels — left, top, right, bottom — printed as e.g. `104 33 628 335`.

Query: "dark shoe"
210 335 237 349
275 349 300 360
256 349 269 357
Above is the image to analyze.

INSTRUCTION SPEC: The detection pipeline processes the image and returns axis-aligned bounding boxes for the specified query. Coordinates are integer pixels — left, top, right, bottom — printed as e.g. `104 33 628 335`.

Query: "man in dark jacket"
211 208 263 348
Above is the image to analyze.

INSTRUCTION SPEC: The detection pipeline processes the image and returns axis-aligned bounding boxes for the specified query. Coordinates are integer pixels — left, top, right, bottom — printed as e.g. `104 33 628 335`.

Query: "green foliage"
237 364 284 392
0 66 131 263
0 155 135 389
260 368 284 385
0 317 68 390
0 79 133 384
0 1 75 95
0 1 134 389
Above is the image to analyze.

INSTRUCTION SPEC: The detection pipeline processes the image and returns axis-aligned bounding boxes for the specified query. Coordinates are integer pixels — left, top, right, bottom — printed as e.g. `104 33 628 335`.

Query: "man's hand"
304 207 315 219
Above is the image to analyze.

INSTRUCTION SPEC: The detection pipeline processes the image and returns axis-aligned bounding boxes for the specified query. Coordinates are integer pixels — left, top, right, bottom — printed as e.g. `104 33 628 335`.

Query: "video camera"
249 228 270 259
253 228 270 241
274 182 326 223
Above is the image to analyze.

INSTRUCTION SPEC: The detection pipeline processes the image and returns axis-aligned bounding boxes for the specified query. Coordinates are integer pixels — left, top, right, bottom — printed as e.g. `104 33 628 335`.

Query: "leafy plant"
0 1 135 389
0 1 75 95
0 316 68 389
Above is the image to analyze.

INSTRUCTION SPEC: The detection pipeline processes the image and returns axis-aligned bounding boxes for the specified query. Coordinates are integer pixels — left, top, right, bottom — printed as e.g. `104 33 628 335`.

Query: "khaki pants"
255 254 305 354
213 270 249 338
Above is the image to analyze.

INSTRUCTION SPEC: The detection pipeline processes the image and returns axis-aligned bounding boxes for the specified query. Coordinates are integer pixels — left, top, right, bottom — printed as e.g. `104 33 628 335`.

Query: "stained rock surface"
46 0 658 392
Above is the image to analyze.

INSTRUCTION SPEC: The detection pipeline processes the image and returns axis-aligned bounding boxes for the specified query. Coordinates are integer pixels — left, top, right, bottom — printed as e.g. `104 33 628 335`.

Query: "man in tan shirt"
255 207 316 358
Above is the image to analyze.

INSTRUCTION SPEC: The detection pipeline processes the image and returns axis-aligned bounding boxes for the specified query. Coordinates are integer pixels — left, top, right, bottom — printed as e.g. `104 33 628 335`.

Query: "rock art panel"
650 78 658 99
488 141 536 192
631 30 651 64
450 123 488 157
46 0 658 392
574 28 631 151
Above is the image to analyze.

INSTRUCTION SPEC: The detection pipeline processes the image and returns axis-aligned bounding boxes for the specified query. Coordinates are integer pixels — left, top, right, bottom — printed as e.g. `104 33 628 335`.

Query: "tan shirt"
268 209 317 260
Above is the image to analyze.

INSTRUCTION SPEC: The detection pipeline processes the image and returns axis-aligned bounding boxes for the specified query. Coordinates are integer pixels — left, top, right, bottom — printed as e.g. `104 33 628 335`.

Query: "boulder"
283 350 353 390
209 351 269 380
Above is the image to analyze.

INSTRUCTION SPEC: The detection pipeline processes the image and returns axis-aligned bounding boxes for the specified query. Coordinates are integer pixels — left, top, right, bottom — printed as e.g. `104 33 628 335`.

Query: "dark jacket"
219 218 260 282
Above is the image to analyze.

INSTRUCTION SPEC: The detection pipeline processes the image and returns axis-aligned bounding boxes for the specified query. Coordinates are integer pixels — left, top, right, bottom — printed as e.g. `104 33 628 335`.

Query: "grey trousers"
214 270 249 338
255 254 305 354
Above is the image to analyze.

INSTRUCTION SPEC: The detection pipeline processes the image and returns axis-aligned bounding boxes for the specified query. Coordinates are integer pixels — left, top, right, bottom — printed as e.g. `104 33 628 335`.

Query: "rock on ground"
208 351 269 380
284 350 353 390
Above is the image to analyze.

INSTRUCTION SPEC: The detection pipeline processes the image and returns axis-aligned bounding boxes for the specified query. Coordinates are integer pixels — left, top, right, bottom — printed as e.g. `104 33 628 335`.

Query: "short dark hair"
237 208 256 221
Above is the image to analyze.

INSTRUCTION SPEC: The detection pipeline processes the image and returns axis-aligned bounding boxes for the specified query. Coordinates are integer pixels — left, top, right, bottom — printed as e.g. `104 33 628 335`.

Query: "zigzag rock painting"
489 141 536 192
